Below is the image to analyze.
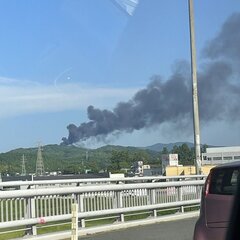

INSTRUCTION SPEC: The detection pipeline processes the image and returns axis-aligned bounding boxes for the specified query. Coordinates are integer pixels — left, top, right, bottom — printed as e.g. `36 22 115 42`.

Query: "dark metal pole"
188 0 201 174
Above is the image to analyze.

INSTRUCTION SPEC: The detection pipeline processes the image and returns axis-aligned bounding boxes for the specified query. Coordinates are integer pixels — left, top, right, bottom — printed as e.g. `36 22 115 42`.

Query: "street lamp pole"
188 0 201 174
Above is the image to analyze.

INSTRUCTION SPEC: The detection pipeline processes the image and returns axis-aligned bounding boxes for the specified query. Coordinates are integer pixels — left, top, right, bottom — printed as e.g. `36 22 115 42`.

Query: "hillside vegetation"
0 143 208 176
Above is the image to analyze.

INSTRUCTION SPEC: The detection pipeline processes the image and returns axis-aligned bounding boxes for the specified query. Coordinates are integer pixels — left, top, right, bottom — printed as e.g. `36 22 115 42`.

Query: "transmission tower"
21 154 26 176
36 144 45 176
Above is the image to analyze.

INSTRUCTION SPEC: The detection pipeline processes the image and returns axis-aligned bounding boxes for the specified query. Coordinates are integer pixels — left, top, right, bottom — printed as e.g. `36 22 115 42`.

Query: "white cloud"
0 76 138 119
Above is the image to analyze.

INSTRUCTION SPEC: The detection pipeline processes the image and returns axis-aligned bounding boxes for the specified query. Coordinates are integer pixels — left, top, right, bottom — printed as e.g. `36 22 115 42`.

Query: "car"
193 161 240 240
225 164 240 240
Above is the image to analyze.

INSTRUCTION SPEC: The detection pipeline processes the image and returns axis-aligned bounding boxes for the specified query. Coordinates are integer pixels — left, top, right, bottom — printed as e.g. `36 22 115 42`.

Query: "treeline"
0 143 208 176
108 143 208 172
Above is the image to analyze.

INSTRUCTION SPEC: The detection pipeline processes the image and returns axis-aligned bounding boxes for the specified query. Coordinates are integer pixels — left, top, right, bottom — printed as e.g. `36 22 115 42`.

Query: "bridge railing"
0 179 205 237
0 174 206 190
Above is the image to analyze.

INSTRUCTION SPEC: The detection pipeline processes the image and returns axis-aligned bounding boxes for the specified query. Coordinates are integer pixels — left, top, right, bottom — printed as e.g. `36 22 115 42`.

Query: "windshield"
0 0 239 154
0 1 240 240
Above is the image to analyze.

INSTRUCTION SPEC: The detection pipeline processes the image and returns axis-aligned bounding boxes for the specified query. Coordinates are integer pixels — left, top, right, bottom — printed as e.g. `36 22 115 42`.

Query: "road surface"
79 217 197 240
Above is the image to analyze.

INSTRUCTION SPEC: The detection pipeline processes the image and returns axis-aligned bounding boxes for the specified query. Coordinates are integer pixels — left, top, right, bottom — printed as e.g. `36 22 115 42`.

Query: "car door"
205 167 239 228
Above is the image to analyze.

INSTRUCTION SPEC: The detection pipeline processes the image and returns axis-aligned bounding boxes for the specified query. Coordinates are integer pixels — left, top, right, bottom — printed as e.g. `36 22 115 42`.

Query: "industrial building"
165 165 214 176
162 147 240 176
162 153 214 176
202 146 240 165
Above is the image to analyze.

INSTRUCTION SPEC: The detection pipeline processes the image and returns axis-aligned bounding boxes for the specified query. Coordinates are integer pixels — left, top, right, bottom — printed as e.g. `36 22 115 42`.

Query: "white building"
162 154 179 175
202 146 240 165
132 162 160 176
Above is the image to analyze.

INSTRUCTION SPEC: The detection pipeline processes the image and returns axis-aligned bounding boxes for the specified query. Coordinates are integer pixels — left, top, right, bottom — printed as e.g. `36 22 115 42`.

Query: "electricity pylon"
36 144 45 176
21 154 26 176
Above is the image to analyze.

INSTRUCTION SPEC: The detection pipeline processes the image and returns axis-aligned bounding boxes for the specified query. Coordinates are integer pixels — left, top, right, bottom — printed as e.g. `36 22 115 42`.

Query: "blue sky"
0 0 239 152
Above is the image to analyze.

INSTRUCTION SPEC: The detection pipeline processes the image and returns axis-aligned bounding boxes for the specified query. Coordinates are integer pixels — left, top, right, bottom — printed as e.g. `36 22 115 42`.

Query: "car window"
209 168 240 195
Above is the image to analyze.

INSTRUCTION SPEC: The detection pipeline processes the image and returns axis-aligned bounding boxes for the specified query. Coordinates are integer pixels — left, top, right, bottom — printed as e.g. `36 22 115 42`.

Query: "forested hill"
0 142 209 176
0 144 159 175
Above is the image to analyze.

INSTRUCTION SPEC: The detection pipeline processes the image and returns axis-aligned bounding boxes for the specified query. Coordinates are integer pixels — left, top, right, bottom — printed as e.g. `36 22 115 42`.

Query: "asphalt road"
79 217 198 240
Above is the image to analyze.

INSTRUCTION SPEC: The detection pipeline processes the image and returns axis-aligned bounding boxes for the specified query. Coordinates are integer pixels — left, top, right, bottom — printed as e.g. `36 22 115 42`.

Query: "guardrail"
0 178 205 239
0 175 206 189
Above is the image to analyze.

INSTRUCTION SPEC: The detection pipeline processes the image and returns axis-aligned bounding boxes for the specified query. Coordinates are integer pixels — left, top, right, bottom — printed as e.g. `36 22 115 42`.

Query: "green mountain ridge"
0 144 159 175
0 142 212 176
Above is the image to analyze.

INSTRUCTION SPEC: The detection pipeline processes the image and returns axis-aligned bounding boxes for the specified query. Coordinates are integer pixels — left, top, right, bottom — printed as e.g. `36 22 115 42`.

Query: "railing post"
114 191 124 222
25 196 37 236
113 191 118 209
79 194 85 228
196 185 202 199
178 187 184 213
71 203 78 240
119 191 124 222
151 189 157 217
31 197 37 235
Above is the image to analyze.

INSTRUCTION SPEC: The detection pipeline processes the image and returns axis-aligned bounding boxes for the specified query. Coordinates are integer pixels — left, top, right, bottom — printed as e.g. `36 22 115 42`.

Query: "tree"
131 151 150 164
161 147 169 154
109 150 130 172
201 144 208 153
178 144 194 165
171 145 179 154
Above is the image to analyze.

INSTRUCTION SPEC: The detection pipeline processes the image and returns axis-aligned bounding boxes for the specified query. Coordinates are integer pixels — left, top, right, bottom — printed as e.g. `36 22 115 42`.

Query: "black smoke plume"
62 13 240 145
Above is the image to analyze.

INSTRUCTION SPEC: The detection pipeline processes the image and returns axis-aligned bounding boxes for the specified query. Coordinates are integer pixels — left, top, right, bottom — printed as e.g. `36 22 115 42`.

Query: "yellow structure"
165 165 215 176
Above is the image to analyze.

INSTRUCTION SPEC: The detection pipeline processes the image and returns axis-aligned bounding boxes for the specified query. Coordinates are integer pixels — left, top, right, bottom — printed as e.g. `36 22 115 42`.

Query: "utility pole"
36 144 45 176
21 154 26 176
188 0 201 174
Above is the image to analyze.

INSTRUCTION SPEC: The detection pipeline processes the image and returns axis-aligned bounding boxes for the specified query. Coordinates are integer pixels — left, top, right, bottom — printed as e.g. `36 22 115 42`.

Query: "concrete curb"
15 211 199 240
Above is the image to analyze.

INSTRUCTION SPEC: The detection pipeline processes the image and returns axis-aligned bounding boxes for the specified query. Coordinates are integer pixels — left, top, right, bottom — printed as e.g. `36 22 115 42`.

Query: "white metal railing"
0 179 205 237
0 175 206 189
